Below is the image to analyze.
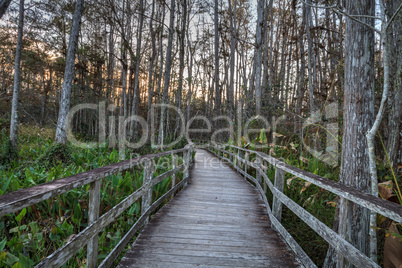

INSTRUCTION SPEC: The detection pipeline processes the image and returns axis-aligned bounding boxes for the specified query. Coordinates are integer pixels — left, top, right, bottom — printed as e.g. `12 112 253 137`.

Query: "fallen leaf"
272 132 285 138
299 156 310 164
379 181 393 200
326 201 336 207
287 178 295 187
290 143 297 150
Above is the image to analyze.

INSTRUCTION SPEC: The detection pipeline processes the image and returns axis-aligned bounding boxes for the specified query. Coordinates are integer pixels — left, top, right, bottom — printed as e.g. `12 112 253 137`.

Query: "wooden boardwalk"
118 149 300 267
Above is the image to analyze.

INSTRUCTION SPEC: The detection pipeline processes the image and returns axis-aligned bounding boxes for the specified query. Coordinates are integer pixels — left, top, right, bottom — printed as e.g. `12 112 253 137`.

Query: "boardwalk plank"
118 149 300 267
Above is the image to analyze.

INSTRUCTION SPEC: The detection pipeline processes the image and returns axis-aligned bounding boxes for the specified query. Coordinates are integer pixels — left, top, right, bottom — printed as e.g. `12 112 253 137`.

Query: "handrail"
203 142 402 268
0 144 194 268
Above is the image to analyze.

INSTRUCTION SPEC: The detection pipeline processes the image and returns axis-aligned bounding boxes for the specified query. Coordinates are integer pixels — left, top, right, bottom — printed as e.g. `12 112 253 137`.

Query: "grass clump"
0 139 18 166
35 143 73 169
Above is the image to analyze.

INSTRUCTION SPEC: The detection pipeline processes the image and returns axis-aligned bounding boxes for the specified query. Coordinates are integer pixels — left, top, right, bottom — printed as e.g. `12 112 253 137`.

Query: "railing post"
87 180 101 268
238 149 243 171
256 155 262 184
142 159 154 224
183 149 190 187
272 166 285 223
171 154 176 198
337 198 352 267
190 144 194 165
244 152 249 179
262 160 267 193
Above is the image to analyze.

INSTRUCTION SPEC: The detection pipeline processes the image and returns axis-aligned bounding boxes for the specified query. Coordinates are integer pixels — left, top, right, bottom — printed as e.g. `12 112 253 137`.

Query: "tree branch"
299 0 382 34
0 0 12 19
386 2 402 30
333 8 381 34
299 0 336 9
348 14 383 21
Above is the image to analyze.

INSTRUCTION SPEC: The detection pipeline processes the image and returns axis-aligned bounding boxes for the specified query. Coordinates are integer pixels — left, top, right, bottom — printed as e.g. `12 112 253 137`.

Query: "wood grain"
118 149 300 267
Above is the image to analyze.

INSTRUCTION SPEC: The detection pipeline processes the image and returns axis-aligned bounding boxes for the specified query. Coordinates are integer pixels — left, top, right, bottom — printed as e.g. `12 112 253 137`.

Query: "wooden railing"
0 144 194 268
204 142 402 268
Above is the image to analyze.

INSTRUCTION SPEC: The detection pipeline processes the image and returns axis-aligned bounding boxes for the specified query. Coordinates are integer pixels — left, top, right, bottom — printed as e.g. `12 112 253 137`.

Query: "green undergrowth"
0 126 187 267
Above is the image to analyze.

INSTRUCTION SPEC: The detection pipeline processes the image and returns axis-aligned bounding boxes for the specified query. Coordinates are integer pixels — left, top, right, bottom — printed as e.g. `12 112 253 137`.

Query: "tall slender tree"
9 0 25 151
253 0 264 115
55 0 85 144
227 0 236 119
213 0 220 131
158 0 176 146
130 0 145 138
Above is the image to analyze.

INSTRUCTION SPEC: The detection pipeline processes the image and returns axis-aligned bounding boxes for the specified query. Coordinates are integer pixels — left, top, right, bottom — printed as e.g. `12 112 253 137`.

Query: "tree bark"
213 0 220 134
385 0 402 168
130 0 145 139
324 0 375 266
55 0 85 144
304 1 316 113
9 0 24 150
227 0 236 119
175 0 187 135
253 0 264 115
146 0 157 130
158 0 176 147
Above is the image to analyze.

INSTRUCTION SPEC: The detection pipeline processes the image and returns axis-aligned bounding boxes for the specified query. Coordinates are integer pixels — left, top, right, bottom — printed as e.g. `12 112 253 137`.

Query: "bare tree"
9 0 25 151
158 0 176 147
130 0 145 138
175 0 188 135
253 0 264 115
213 0 220 131
55 0 85 144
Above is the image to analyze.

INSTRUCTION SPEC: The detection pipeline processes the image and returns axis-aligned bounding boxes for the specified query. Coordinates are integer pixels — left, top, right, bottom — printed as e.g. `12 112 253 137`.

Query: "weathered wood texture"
118 150 300 267
208 143 402 268
217 144 402 223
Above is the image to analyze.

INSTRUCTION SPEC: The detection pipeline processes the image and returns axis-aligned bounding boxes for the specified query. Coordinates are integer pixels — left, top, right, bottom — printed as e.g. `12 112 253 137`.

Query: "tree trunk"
253 0 264 115
9 0 24 151
385 0 402 168
106 21 115 105
227 0 236 119
324 0 375 266
213 0 220 133
158 0 176 147
304 1 316 113
146 0 157 130
130 0 145 139
55 0 85 144
186 28 195 123
175 0 187 135
40 67 52 127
